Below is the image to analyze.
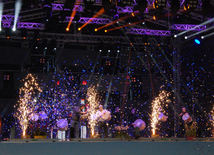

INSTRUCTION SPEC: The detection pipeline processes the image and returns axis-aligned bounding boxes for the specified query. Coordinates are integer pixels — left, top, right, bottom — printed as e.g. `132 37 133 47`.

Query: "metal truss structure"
64 17 111 24
52 4 83 12
127 28 171 36
2 21 44 29
1 14 207 32
0 30 166 46
2 15 20 21
172 24 206 31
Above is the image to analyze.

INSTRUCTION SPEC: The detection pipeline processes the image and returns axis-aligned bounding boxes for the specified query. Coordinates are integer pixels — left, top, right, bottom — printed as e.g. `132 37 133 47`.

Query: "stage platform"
1 138 214 155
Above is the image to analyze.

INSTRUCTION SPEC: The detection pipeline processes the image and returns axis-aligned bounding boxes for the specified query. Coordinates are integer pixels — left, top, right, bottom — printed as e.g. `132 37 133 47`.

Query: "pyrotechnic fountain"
151 89 170 136
15 74 42 137
86 86 99 138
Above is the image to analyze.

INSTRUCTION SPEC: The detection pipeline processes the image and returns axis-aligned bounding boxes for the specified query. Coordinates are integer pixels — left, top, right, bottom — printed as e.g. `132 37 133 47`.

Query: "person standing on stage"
178 107 189 137
70 104 85 139
96 105 109 138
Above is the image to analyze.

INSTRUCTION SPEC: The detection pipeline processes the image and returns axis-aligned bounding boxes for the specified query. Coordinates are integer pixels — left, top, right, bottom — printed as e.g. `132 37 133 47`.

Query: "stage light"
184 0 198 11
78 28 81 31
13 0 22 33
131 12 135 17
66 27 69 31
45 47 47 50
185 36 188 39
117 50 120 53
12 27 16 32
194 39 201 44
153 0 166 9
0 1 4 32
95 28 97 32
105 30 107 33
108 50 110 52
174 35 177 38
99 50 102 52
201 36 204 39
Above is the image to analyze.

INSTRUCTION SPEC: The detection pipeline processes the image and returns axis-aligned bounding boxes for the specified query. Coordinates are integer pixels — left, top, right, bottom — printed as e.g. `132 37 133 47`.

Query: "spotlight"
153 0 166 9
108 50 110 52
117 50 120 53
201 36 204 39
95 28 97 32
78 28 81 31
194 39 201 44
12 27 16 31
66 27 69 31
184 0 198 11
184 36 188 39
99 50 102 52
174 35 177 38
105 30 107 33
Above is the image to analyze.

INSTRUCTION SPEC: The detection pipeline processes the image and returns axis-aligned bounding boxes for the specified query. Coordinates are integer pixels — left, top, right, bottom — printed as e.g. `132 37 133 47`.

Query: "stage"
1 138 214 155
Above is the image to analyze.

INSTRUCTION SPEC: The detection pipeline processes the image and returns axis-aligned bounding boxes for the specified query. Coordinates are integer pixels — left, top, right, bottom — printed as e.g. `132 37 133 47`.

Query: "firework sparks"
86 86 99 137
151 89 170 136
15 74 42 137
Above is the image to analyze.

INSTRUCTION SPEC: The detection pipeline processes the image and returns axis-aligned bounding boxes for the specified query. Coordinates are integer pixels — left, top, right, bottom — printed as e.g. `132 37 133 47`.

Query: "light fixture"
194 39 201 44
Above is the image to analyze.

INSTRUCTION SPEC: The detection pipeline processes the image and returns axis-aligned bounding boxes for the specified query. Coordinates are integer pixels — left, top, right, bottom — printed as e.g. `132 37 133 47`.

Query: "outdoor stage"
1 138 214 155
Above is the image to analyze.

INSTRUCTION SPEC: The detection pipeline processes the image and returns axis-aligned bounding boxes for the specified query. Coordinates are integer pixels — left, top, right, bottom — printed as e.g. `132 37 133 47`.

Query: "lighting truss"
64 17 111 24
52 4 83 12
127 28 171 36
1 15 208 32
17 22 44 29
172 24 206 31
116 6 134 13
2 15 20 21
2 21 44 29
0 31 162 45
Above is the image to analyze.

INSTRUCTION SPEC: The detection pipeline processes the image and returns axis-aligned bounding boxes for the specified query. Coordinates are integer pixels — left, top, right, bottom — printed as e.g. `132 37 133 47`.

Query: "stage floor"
1 138 214 155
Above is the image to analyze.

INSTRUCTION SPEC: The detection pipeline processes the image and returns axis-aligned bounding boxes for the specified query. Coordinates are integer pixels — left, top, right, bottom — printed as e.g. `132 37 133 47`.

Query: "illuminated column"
172 38 181 137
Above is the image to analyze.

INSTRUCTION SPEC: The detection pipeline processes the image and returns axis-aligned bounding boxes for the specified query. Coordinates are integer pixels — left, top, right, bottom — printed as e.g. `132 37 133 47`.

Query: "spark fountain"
86 86 99 138
151 89 170 136
15 74 42 138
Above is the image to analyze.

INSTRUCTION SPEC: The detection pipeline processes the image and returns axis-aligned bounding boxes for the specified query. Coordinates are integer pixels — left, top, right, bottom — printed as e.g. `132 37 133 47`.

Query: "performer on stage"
70 104 85 139
96 105 111 138
178 107 192 137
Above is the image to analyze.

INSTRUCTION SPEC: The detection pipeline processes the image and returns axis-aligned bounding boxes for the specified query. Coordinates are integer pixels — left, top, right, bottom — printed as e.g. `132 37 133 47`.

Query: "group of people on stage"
68 102 148 139
68 101 198 139
69 103 111 139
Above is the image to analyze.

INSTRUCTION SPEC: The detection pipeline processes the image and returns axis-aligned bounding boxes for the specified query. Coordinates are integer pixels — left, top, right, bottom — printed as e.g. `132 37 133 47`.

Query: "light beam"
0 1 4 31
13 0 22 31
79 8 105 31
